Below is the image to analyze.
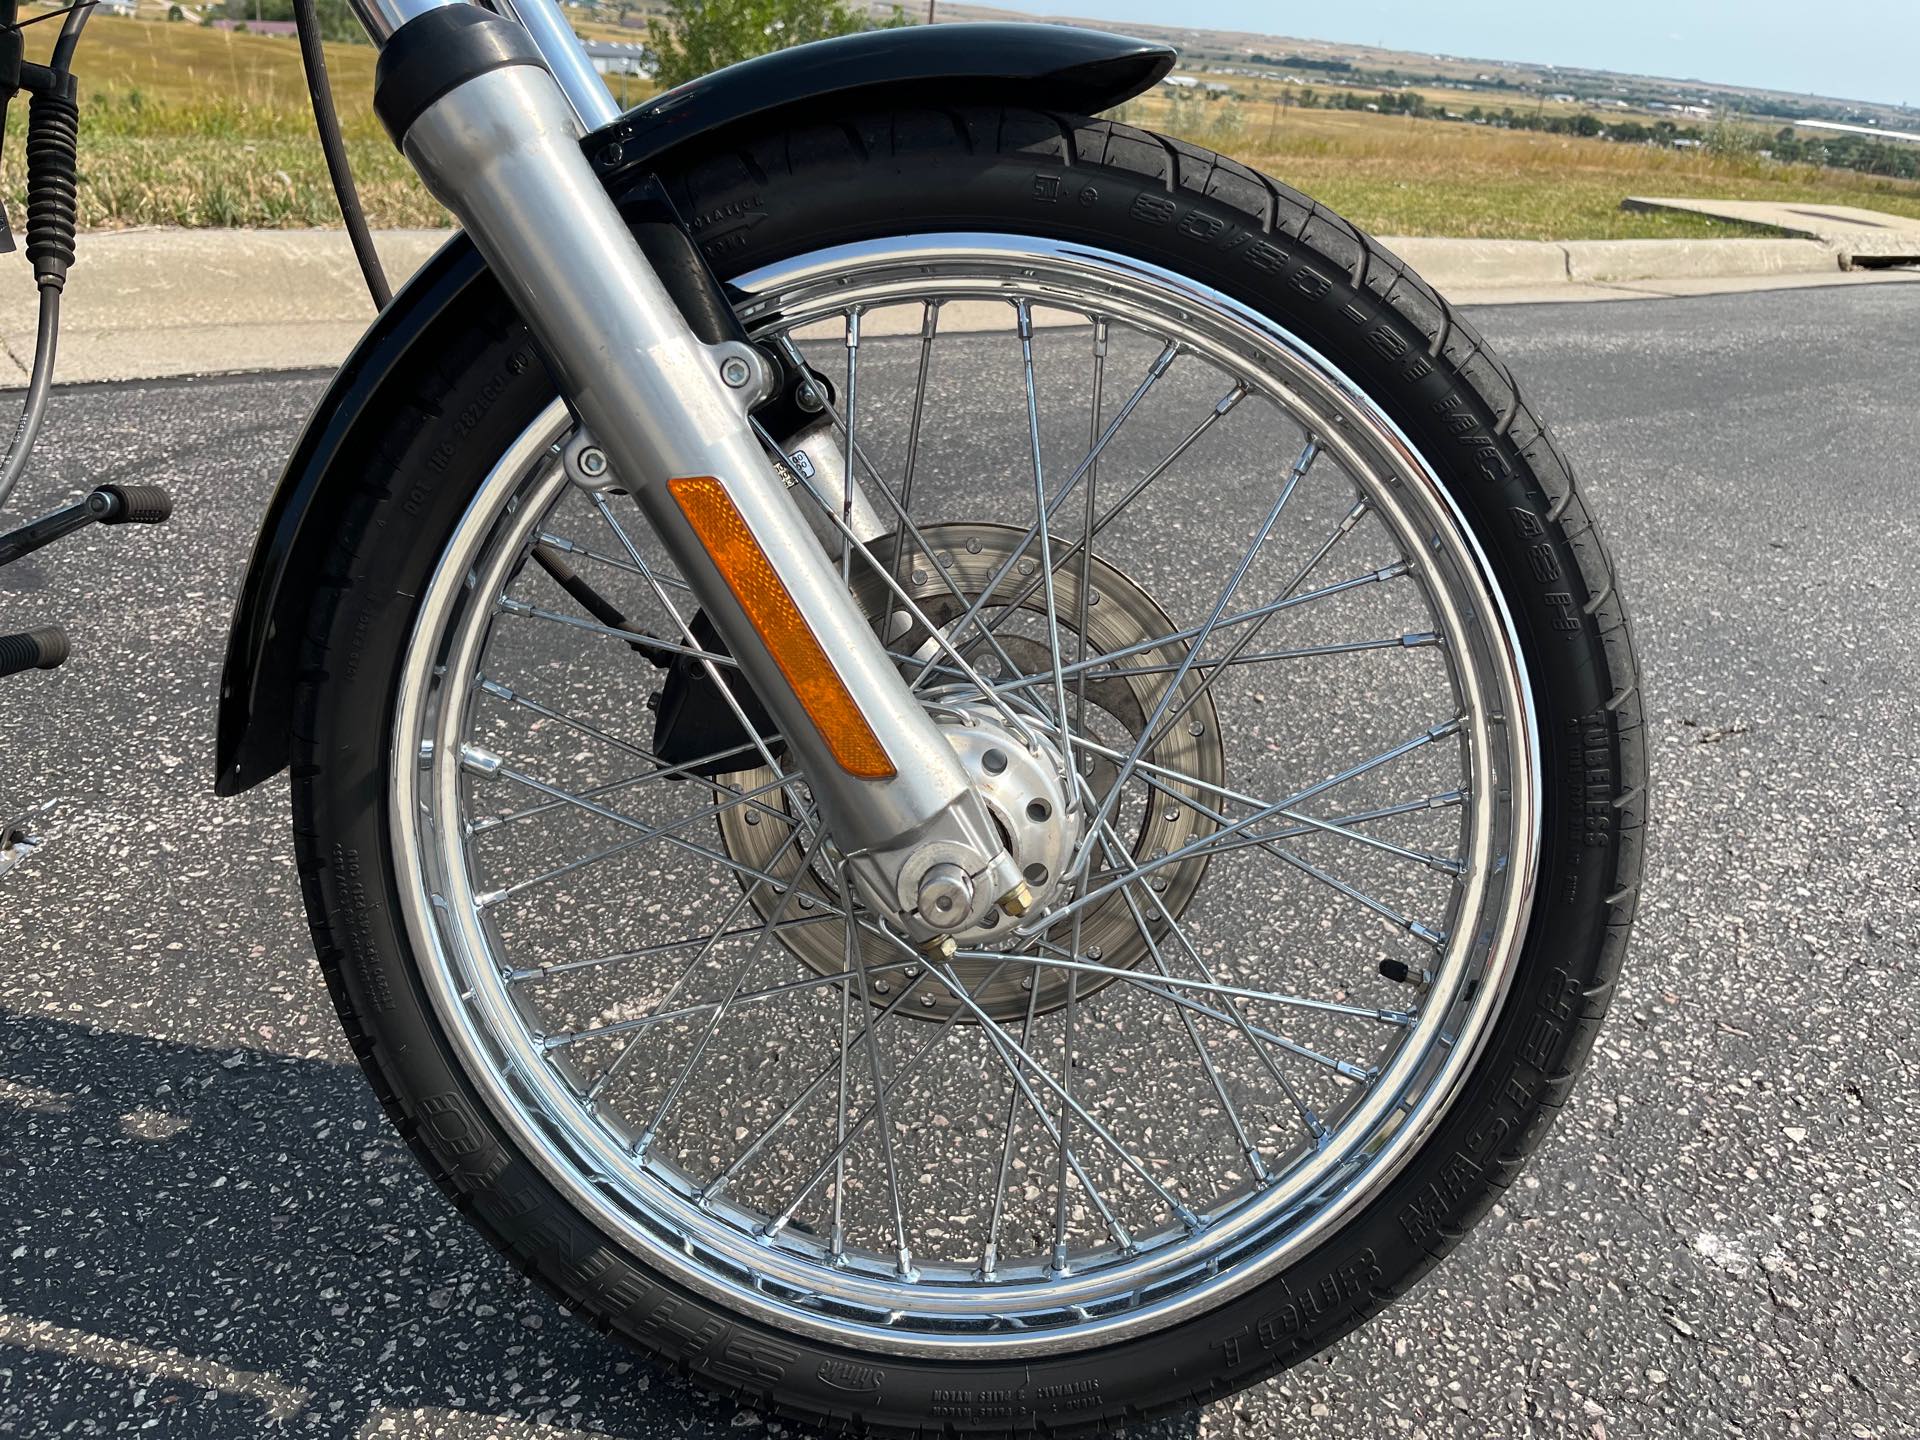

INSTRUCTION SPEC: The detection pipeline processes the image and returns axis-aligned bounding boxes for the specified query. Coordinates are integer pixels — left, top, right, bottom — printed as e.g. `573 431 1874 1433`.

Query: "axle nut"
915 861 975 927
997 881 1035 918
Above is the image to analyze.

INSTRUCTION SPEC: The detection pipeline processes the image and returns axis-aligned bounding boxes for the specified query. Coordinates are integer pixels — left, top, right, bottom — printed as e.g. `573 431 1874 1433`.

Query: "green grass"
13 17 1920 236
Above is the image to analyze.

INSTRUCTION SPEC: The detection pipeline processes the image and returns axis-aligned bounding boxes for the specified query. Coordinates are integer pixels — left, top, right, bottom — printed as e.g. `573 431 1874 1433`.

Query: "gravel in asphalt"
2 283 1917 1438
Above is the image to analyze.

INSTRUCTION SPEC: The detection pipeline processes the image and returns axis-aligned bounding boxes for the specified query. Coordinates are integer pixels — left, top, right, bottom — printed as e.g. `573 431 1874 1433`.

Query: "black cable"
14 1 93 32
0 288 60 514
0 19 82 516
292 0 391 309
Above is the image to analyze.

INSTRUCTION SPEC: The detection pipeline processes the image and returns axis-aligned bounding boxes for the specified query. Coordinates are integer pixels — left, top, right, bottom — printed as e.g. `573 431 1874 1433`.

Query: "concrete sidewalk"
1 228 1912 385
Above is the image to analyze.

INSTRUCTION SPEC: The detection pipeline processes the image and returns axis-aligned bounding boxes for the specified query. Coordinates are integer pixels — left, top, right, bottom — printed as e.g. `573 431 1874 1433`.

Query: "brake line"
0 0 88 516
293 0 390 309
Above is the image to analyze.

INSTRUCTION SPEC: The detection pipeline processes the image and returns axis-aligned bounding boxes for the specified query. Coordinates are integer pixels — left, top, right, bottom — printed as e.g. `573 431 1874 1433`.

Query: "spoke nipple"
474 888 508 910
458 743 503 777
997 882 1034 918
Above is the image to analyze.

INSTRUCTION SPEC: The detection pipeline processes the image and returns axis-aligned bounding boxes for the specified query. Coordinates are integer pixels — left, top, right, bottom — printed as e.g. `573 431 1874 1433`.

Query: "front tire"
290 108 1644 1433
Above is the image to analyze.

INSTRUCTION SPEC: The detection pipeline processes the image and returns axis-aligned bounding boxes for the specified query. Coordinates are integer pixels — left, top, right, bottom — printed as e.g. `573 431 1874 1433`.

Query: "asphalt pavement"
2 282 1917 1438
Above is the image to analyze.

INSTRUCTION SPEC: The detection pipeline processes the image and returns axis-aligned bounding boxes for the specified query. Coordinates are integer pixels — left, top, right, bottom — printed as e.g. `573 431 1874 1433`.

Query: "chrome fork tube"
368 6 1020 941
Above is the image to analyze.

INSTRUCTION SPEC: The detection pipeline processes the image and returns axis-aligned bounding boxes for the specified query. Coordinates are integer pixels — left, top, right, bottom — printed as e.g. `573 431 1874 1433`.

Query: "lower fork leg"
372 6 1020 940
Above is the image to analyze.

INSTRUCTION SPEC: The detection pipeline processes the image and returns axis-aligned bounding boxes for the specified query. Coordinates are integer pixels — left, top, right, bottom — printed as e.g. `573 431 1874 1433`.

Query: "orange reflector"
668 476 895 780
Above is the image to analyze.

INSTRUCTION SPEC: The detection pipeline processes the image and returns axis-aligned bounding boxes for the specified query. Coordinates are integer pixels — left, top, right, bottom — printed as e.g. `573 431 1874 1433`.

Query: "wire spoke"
629 824 835 1154
759 955 1017 1259
1019 631 1440 686
915 557 1414 702
906 331 1181 688
886 300 940 585
981 955 1045 1277
700 959 930 1208
534 529 693 594
1140 494 1374 756
508 913 841 986
469 759 795 906
1014 300 1080 785
1064 437 1323 884
1029 715 1462 933
839 308 861 580
968 381 1248 642
472 675 794 829
496 594 738 668
557 818 816 1109
915 944 1201 1231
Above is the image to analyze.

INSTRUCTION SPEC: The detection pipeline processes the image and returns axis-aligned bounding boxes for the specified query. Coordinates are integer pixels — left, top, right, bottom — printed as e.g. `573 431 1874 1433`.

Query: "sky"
990 0 1916 109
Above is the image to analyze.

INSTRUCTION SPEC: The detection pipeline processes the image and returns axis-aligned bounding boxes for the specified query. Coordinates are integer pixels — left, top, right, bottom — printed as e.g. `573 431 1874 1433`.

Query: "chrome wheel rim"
390 234 1541 1358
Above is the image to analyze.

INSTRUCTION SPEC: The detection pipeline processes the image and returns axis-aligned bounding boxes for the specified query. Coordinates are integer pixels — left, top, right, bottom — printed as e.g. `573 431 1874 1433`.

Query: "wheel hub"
926 700 1075 944
714 522 1224 1022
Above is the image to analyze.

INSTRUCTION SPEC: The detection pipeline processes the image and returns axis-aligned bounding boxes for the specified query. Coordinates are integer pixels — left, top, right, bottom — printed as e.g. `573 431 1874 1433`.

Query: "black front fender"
214 23 1172 796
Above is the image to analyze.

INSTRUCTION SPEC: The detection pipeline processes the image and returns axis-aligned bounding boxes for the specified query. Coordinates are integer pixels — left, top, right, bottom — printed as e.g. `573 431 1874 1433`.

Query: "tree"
643 0 908 89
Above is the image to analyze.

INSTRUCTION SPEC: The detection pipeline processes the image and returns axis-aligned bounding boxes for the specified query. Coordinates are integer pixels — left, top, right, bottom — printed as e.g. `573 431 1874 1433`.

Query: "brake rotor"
714 523 1223 1022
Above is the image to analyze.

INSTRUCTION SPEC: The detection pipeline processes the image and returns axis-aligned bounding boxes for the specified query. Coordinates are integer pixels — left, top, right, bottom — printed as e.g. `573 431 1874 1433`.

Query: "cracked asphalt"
3 280 1918 1438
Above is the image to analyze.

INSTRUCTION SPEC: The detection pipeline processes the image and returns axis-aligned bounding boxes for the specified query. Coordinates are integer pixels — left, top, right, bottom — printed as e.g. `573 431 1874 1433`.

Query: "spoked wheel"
294 111 1642 1434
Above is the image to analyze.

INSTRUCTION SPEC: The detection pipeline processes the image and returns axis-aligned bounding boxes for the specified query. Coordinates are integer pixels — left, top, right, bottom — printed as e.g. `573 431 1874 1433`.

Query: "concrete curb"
1561 237 1839 283
0 228 1906 386
1380 235 1843 286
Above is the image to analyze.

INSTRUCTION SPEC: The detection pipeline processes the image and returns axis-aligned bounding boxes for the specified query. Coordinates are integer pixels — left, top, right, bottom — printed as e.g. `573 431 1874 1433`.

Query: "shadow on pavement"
0 1009 1203 1438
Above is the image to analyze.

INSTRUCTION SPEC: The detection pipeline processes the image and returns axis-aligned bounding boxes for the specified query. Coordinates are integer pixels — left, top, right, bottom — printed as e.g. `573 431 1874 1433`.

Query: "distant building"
95 0 136 14
207 17 297 34
581 39 652 78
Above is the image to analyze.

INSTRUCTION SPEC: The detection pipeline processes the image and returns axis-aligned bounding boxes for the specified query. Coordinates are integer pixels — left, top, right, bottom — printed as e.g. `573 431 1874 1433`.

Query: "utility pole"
926 0 936 21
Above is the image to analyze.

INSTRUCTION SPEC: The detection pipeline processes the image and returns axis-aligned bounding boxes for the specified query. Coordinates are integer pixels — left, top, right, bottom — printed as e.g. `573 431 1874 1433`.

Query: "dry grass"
12 18 1920 238
1125 96 1920 240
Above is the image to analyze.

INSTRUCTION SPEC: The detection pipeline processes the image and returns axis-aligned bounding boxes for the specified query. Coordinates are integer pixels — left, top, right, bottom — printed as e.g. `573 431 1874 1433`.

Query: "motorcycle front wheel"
289 107 1644 1433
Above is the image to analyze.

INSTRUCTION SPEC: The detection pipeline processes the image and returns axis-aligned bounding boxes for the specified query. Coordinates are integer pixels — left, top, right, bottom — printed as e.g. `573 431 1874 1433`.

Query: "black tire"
290 108 1644 1435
